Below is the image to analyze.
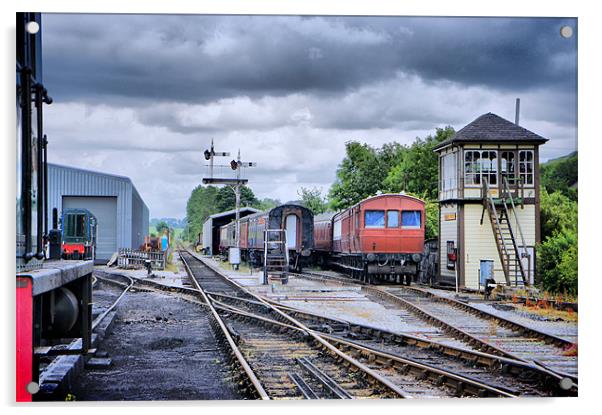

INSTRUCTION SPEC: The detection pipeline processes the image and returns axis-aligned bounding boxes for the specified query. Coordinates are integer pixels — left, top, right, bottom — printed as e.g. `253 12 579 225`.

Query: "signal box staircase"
263 229 290 284
481 178 530 286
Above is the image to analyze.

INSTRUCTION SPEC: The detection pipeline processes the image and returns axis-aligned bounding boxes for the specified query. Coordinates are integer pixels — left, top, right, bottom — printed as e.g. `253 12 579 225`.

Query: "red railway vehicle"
313 212 336 265
327 194 425 284
220 204 314 271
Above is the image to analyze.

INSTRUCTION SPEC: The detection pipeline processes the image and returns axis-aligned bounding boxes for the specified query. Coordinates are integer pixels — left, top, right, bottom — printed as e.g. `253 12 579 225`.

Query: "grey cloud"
40 14 578 218
43 14 576 106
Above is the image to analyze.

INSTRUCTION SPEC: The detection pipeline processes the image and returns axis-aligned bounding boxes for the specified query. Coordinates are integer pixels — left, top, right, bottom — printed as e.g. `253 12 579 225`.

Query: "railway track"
177 249 579 398
289 270 578 387
208 290 574 397
178 250 408 399
369 286 578 380
92 273 135 330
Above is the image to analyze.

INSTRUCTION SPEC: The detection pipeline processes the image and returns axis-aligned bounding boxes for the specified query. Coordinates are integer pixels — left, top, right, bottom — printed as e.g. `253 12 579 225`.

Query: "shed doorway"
62 196 117 262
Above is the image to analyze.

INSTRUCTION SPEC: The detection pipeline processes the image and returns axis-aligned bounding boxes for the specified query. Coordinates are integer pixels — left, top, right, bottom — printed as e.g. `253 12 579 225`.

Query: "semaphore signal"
202 142 256 269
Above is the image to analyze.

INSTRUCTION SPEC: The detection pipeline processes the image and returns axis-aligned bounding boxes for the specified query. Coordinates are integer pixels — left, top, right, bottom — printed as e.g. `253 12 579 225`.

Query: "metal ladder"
263 229 290 284
481 177 530 286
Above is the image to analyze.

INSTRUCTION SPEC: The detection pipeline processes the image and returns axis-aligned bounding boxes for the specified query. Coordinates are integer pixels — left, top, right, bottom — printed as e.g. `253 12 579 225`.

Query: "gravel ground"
69 279 243 401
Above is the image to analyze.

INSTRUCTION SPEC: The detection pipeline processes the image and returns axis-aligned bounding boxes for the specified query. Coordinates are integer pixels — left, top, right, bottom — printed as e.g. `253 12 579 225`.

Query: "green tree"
328 141 404 210
185 185 219 242
298 187 328 214
214 186 260 212
256 197 281 211
424 199 439 240
383 127 454 199
539 231 578 295
539 188 578 241
155 221 169 235
540 151 577 200
537 187 578 294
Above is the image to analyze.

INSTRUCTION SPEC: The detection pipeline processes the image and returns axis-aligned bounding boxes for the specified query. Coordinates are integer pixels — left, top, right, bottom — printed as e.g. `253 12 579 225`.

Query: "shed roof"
314 212 336 222
434 112 548 150
206 207 261 221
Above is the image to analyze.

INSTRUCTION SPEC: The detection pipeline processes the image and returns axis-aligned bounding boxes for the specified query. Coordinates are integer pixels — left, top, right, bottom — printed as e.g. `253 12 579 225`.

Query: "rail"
211 297 517 398
178 250 270 400
92 273 134 330
286 270 577 392
181 248 410 399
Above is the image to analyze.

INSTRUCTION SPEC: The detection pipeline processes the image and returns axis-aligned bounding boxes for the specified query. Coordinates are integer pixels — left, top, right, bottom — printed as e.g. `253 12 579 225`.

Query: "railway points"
180 250 577 397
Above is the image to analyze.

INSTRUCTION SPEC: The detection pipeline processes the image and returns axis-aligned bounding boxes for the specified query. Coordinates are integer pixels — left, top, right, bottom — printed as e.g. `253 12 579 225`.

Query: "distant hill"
150 217 187 229
540 151 577 199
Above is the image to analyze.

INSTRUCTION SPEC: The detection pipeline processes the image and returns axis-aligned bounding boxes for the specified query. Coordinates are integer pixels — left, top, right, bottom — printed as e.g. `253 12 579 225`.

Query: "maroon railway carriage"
322 194 425 284
220 204 314 271
313 212 336 265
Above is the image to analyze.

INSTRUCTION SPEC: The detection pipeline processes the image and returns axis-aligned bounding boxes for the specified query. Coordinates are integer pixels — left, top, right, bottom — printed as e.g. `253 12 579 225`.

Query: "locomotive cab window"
364 210 385 228
387 210 400 228
401 211 421 229
65 214 86 238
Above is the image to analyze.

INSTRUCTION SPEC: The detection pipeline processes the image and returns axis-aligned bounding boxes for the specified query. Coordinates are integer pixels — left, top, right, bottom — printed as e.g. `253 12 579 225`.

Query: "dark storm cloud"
43 14 576 105
41 13 578 218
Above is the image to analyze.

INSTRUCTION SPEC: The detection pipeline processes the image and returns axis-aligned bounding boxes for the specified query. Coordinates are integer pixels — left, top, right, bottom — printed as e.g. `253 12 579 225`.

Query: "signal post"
202 141 255 269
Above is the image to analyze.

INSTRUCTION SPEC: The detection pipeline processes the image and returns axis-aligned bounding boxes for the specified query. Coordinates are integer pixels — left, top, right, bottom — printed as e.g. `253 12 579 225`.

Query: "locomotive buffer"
202 141 255 269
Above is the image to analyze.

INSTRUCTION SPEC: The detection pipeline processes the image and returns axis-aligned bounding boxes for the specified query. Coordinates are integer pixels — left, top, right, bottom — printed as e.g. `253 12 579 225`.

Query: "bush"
538 231 578 295
540 188 577 241
424 199 439 240
537 187 578 295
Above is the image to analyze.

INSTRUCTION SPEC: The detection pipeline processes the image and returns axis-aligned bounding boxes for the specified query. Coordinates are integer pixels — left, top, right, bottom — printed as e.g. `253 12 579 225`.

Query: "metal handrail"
502 177 530 285
263 228 290 270
503 177 529 255
483 178 512 285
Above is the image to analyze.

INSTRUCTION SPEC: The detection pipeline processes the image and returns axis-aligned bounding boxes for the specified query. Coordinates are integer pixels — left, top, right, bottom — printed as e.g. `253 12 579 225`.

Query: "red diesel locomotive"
315 194 425 284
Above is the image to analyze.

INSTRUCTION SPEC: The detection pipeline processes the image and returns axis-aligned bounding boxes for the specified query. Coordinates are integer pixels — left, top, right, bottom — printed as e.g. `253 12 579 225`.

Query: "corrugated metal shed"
202 207 261 255
47 163 149 261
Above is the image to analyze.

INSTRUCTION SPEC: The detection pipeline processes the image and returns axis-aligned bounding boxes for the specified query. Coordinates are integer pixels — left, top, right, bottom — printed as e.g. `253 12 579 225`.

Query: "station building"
47 163 149 262
434 113 547 290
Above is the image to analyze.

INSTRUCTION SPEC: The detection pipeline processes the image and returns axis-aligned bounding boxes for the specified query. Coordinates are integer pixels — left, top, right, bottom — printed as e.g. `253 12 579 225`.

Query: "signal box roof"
434 112 548 150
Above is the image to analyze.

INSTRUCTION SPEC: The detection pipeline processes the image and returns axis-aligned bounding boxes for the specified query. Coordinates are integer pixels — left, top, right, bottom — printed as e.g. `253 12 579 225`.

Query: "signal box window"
519 150 534 186
464 150 497 186
364 210 385 228
387 210 400 228
402 211 421 229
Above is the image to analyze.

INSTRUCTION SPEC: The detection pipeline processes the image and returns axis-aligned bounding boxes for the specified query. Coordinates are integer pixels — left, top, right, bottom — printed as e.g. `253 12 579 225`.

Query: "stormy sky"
41 14 577 218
